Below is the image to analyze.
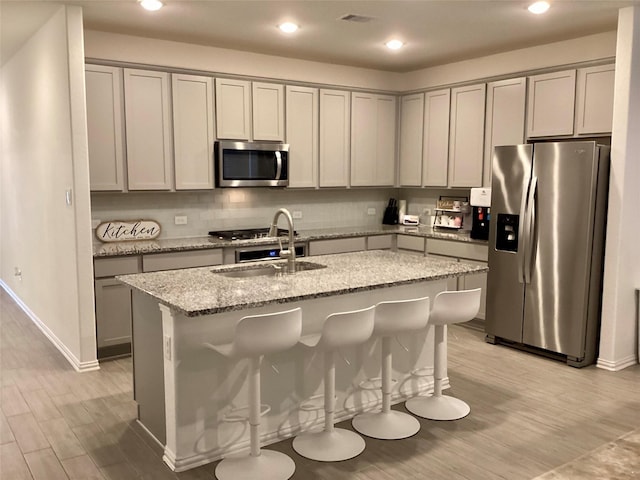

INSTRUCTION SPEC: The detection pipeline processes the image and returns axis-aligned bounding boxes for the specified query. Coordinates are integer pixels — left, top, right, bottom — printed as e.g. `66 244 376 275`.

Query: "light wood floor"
1 289 639 479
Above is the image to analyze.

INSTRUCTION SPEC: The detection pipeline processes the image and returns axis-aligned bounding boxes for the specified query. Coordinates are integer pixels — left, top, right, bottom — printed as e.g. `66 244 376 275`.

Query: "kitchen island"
118 250 488 472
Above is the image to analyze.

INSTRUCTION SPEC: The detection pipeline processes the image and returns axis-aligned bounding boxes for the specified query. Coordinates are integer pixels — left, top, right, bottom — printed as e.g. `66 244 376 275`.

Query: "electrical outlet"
163 335 172 361
367 207 376 216
292 211 303 219
174 215 188 225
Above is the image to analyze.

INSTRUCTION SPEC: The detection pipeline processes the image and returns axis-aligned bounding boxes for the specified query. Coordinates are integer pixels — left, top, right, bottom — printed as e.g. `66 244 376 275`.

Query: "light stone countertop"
117 250 488 317
93 225 487 258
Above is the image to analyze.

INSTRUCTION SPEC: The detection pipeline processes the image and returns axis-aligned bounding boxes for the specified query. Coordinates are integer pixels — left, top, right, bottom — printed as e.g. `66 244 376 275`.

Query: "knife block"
382 205 399 225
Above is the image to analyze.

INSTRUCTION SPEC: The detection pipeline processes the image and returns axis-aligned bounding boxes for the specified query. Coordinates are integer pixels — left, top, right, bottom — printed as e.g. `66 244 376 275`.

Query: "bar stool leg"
215 356 296 480
405 325 470 421
292 350 366 462
352 337 420 440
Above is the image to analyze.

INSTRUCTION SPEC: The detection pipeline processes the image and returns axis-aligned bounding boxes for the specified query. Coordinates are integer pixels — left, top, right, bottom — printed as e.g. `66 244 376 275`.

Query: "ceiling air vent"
340 14 375 23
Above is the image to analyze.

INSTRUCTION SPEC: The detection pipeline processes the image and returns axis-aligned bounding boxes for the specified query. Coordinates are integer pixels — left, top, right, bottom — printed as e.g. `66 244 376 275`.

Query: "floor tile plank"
24 447 69 480
61 454 106 480
0 442 33 479
7 412 50 454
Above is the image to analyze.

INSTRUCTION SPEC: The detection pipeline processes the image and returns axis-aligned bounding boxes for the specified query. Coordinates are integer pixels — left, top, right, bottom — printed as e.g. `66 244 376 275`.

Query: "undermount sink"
216 261 326 278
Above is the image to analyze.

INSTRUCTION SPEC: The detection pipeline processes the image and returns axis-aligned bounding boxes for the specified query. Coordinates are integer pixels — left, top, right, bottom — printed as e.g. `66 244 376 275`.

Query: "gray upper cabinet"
422 89 451 187
319 89 350 187
85 65 126 191
252 82 285 141
448 83 486 187
215 78 251 140
527 69 576 138
575 64 615 135
484 77 526 187
350 93 396 187
399 93 424 187
123 68 173 190
171 74 215 190
286 85 319 188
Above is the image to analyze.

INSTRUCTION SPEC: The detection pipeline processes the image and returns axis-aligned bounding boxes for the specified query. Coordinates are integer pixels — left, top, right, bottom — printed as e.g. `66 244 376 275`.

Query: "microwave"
215 141 289 187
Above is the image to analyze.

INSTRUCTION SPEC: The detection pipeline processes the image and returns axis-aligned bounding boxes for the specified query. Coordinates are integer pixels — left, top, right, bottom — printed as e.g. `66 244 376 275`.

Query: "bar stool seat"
292 305 375 462
405 288 481 421
204 307 302 480
351 296 430 440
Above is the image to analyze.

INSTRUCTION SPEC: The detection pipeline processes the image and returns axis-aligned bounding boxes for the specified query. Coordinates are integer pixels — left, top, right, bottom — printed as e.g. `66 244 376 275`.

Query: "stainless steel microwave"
215 141 289 187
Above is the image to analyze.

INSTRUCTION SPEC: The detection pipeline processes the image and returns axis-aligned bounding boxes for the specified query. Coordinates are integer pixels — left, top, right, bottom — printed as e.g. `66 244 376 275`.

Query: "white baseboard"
596 354 638 371
0 280 99 373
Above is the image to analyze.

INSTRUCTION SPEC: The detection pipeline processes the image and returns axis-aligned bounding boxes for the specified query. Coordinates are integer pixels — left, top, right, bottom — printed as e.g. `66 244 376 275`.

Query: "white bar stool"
292 305 375 462
204 307 302 480
405 288 481 421
351 296 430 440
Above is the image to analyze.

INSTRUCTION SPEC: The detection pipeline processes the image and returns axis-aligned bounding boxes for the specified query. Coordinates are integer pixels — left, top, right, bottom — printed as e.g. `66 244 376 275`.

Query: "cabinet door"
484 77 526 187
286 85 318 188
350 93 377 186
422 89 450 187
459 261 488 321
252 82 285 141
123 69 172 190
172 74 215 190
351 93 396 187
527 70 576 138
399 93 424 187
85 65 126 191
449 83 486 187
319 89 350 187
375 95 397 186
95 278 132 350
215 78 251 140
575 64 615 135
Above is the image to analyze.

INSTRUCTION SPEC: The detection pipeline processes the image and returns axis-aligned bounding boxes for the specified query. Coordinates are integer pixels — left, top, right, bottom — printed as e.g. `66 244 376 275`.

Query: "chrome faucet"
268 208 296 273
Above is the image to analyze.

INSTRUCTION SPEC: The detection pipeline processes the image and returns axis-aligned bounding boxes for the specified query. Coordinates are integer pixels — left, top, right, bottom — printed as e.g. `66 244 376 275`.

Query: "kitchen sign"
95 220 161 242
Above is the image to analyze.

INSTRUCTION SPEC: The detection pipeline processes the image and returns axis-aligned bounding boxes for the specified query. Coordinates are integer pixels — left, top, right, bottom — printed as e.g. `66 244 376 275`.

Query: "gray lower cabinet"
94 278 134 356
94 256 141 359
425 238 488 320
93 248 223 359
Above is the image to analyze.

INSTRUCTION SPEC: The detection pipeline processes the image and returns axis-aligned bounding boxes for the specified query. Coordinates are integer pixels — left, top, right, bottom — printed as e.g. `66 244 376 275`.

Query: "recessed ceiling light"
385 39 404 50
278 22 299 34
139 0 164 11
528 1 550 14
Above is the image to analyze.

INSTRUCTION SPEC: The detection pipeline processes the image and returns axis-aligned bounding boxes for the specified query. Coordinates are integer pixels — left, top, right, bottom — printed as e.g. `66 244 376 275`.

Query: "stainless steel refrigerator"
485 141 610 367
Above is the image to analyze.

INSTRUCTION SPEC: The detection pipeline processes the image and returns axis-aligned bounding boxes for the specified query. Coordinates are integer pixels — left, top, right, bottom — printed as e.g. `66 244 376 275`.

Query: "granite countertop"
93 225 487 258
117 250 488 317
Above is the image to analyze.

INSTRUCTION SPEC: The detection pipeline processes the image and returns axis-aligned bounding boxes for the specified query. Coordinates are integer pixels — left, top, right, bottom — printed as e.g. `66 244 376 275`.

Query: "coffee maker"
470 188 491 240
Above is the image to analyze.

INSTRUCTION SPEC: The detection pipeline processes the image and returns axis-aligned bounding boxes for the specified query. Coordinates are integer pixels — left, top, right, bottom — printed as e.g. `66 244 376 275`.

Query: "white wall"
84 30 617 94
0 6 97 371
401 31 617 91
84 30 402 92
598 6 640 370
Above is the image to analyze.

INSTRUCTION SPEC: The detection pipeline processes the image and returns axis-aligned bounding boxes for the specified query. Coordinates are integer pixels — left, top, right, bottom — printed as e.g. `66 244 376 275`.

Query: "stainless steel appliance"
216 141 289 187
470 187 491 240
208 228 305 262
485 142 610 367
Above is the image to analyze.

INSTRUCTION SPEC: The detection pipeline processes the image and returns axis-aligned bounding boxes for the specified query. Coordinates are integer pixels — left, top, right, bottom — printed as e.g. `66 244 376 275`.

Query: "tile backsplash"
90 187 469 239
91 188 398 239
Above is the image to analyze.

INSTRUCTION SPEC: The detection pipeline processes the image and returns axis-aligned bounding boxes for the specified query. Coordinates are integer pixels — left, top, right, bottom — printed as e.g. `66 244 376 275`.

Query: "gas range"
208 227 297 241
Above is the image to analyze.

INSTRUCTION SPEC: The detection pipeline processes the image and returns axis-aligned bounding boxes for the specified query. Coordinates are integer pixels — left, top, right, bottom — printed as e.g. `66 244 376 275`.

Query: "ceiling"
2 1 638 72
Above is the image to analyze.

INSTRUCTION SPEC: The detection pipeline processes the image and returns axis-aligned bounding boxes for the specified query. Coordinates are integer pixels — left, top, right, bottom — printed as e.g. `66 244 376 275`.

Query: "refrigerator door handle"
517 178 531 284
523 176 538 284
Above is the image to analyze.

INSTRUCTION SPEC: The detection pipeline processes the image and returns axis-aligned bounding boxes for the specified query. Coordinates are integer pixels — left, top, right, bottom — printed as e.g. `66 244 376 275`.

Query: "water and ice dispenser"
495 214 519 252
